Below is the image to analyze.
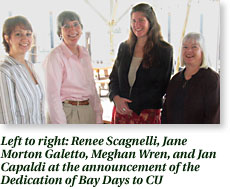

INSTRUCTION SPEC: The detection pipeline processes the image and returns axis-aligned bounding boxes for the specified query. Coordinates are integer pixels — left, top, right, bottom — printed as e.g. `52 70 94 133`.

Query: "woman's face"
182 39 203 68
131 11 150 39
61 20 82 47
5 25 32 56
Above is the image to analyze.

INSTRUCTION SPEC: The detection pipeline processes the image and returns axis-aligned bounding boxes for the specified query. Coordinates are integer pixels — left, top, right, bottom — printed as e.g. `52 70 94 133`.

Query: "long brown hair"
127 3 164 68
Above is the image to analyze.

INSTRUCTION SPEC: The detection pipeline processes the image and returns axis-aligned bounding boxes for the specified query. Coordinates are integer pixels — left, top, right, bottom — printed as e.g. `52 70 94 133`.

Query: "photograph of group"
0 0 220 124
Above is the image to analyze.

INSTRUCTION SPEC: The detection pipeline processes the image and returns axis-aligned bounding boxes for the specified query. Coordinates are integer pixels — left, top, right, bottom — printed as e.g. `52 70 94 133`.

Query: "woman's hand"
113 95 132 115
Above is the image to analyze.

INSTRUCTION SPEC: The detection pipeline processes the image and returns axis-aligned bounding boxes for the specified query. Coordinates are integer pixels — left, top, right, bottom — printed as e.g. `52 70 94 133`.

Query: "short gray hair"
180 32 208 69
57 11 83 38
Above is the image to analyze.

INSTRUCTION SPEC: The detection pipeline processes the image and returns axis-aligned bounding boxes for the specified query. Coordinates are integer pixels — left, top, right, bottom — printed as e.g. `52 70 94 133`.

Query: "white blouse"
0 56 45 124
128 56 143 87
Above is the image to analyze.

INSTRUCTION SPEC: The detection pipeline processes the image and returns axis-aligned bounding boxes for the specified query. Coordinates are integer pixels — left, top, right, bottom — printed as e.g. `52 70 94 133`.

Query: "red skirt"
111 106 161 124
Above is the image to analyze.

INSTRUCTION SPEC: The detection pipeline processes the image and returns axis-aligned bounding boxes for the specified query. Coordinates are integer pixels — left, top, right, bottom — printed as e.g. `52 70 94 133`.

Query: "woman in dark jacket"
162 32 220 124
109 3 173 124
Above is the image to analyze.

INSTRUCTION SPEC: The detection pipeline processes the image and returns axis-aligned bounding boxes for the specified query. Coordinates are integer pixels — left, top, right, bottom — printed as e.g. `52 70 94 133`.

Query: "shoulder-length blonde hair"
181 32 208 69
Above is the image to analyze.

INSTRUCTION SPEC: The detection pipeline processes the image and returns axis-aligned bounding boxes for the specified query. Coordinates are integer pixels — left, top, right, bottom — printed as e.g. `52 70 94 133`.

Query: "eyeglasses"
62 21 80 29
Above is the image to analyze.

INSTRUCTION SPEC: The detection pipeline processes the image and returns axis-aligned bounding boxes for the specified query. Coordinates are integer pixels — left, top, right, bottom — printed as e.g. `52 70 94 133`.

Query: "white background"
0 0 230 188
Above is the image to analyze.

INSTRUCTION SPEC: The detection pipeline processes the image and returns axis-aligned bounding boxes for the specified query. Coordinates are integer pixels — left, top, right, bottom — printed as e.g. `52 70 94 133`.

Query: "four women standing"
0 4 220 124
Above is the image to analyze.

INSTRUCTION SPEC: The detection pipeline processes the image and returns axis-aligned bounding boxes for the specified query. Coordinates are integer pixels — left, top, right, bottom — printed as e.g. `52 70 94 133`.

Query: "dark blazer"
109 41 173 114
161 68 220 124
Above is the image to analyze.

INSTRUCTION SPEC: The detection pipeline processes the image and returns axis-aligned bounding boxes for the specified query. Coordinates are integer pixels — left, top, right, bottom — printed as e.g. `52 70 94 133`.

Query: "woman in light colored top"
0 16 45 124
162 32 220 124
44 11 103 124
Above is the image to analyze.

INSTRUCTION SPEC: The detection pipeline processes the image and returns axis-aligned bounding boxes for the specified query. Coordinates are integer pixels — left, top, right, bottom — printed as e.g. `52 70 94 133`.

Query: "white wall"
0 0 220 71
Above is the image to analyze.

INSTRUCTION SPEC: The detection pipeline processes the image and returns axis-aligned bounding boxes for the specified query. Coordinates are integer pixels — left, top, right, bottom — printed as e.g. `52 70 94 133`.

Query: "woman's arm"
204 71 220 123
0 71 17 124
159 45 173 97
109 43 125 101
43 52 66 124
85 53 103 124
109 43 132 115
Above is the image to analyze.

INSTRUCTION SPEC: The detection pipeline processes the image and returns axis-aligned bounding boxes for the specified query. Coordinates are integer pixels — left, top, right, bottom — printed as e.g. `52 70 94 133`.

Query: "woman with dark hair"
109 3 173 124
162 32 220 124
0 16 45 124
44 11 103 124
